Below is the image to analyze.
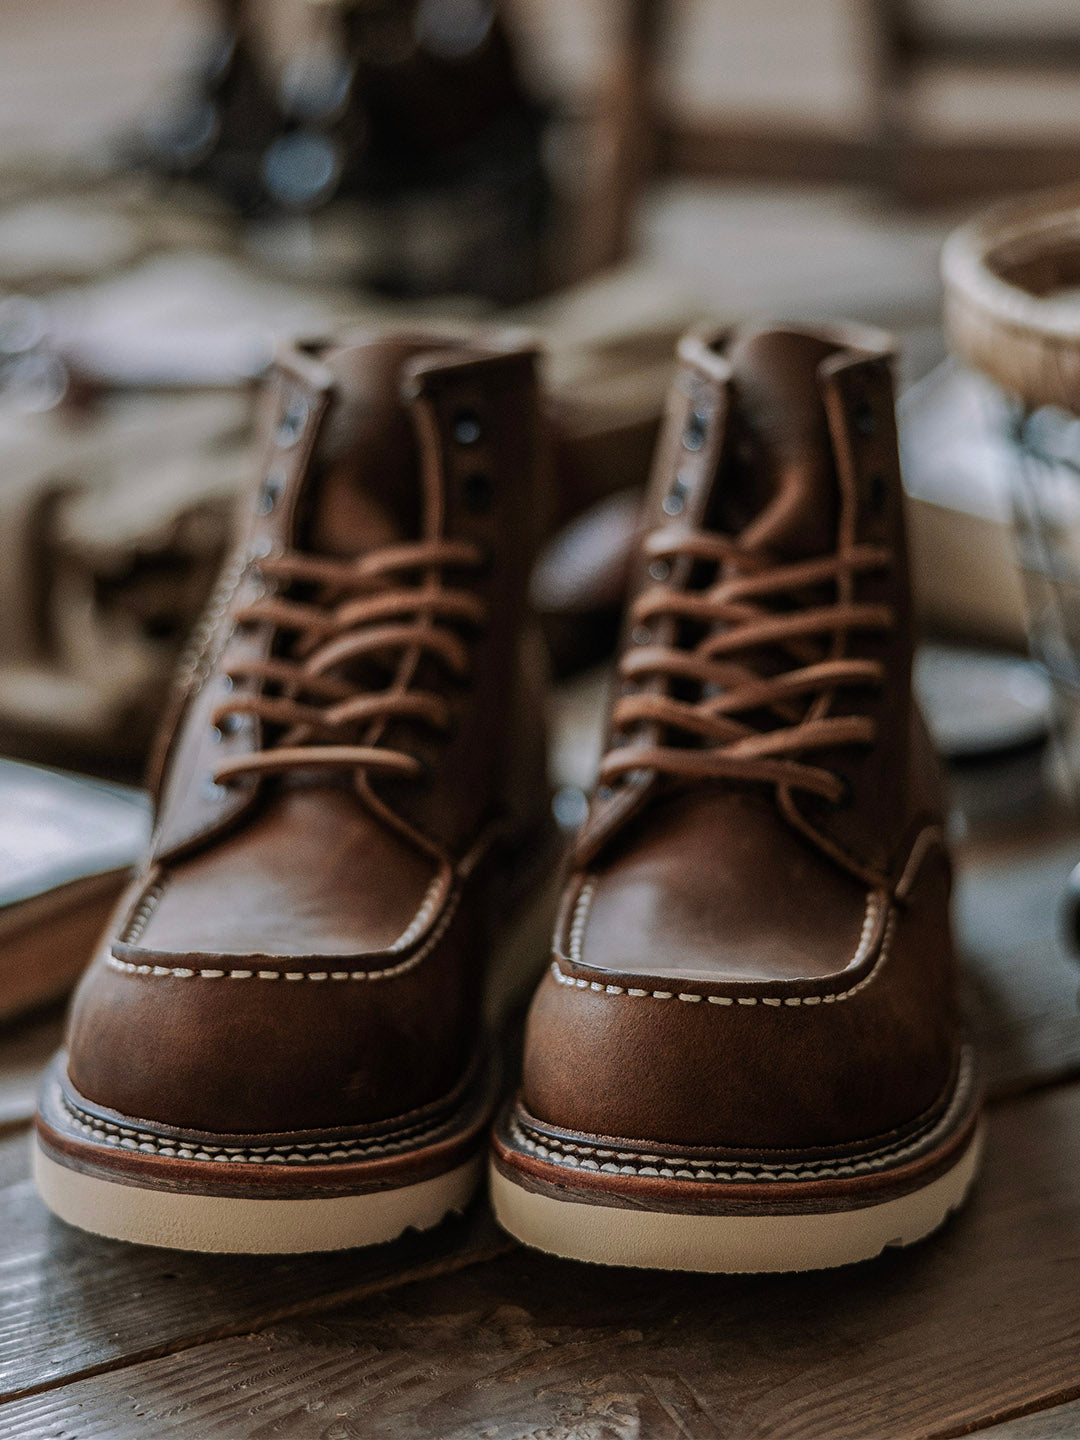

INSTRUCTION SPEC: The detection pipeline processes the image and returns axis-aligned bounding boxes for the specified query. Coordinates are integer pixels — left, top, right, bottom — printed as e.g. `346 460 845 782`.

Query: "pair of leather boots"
34 323 982 1273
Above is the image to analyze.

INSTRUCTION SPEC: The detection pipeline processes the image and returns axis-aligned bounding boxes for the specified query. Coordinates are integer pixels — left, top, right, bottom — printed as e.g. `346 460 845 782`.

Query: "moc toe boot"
491 323 983 1273
35 329 557 1253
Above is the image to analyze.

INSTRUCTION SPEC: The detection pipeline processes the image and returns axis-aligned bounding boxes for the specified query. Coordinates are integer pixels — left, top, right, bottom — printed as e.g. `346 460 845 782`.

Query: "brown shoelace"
210 539 486 785
600 526 893 803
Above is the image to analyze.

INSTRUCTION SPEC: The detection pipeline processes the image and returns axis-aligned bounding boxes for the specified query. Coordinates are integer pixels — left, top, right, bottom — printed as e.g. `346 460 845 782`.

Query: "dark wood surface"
2 1081 1080 1439
0 798 1078 1437
978 1400 1080 1440
0 1144 511 1404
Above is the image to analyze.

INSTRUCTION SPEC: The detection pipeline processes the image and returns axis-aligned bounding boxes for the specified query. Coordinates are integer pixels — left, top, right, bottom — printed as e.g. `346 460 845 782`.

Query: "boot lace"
600 526 893 803
210 539 486 785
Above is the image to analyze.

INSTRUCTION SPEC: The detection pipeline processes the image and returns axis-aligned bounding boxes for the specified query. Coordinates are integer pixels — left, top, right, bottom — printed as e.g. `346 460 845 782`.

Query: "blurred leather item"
130 0 551 302
36 328 559 1252
0 760 148 1023
133 0 286 213
530 487 644 677
493 323 981 1273
943 183 1080 413
0 245 689 776
0 390 247 776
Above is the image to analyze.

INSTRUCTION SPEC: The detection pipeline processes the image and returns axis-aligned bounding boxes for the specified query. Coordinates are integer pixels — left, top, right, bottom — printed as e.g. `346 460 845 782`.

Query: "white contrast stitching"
509 1048 974 1183
108 885 463 983
552 894 892 1007
389 874 444 953
60 1093 454 1164
122 885 165 945
569 880 595 963
174 550 247 694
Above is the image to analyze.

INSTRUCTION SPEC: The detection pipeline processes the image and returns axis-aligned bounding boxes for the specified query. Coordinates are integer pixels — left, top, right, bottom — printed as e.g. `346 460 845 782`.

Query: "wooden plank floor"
0 793 1078 1438
6 1083 1080 1440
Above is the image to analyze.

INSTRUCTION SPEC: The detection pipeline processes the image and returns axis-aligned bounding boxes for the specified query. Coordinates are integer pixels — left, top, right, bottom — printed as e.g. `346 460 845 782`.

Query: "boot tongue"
716 328 840 559
301 335 454 557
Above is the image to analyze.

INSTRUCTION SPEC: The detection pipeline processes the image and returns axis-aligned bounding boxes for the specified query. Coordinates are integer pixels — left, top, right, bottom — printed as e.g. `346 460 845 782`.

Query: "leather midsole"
492 1047 981 1216
38 1052 497 1200
489 1129 983 1272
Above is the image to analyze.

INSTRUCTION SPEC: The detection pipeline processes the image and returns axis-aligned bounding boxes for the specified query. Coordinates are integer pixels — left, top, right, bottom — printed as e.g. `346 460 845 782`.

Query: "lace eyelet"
257 464 287 516
552 786 589 831
462 471 493 513
631 624 652 646
452 410 483 446
648 559 671 582
853 399 876 437
662 475 689 516
275 394 309 448
683 407 708 452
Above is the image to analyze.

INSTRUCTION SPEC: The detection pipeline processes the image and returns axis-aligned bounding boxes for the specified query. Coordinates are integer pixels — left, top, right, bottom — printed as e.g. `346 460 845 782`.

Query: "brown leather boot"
491 324 983 1273
35 330 557 1253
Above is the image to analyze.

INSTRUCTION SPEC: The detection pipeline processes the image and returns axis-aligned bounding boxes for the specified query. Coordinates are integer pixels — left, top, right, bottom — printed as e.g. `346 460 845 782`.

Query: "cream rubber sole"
34 1138 482 1254
490 1123 983 1274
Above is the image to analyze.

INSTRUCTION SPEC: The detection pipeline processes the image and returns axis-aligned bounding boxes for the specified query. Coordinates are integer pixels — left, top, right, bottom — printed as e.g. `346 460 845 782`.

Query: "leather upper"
521 324 963 1153
65 329 553 1134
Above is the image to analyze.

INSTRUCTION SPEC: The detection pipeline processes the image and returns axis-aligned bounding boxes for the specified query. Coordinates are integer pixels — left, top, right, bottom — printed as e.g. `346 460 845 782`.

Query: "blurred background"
4 0 1080 1025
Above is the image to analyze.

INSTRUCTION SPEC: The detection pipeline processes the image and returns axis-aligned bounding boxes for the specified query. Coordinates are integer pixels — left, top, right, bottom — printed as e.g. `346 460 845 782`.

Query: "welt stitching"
553 893 890 1007
108 884 462 983
510 1049 974 1182
60 1093 452 1164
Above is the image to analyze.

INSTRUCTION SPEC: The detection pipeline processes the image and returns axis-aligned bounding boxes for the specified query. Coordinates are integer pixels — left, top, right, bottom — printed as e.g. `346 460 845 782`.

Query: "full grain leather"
65 329 553 1135
520 324 963 1152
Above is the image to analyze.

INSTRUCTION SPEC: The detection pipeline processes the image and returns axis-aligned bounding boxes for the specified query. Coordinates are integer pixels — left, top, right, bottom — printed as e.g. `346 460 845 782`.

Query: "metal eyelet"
452 410 482 446
853 398 876 437
462 471 493 513
631 624 652 646
868 472 888 513
275 394 309 448
662 475 689 516
552 786 589 831
683 407 708 452
257 464 287 516
648 559 671 582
